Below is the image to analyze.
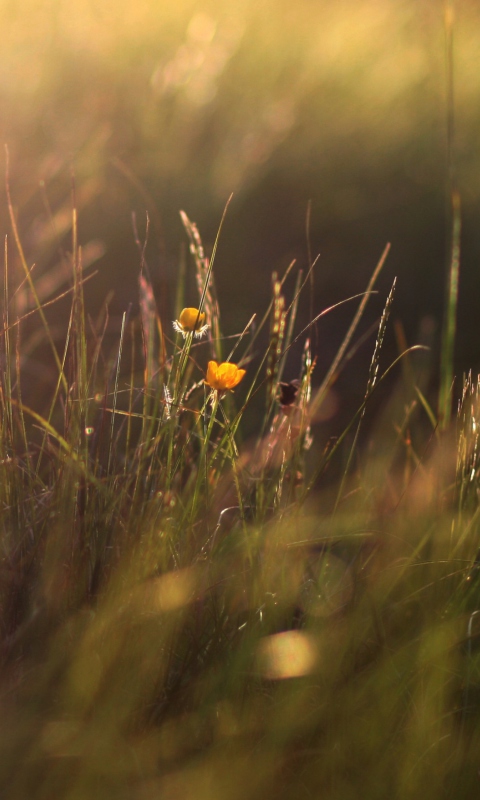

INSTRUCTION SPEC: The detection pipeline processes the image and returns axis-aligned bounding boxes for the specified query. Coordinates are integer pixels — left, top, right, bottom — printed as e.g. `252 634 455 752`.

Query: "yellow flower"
173 307 208 338
205 361 246 392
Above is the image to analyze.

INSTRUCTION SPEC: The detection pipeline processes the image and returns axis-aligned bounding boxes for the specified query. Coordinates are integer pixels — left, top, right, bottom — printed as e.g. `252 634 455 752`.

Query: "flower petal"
205 361 245 391
206 360 220 389
178 308 206 332
229 368 246 388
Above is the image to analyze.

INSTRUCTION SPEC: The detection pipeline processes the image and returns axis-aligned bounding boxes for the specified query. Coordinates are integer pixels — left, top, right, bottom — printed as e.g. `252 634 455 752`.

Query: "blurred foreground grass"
1 181 480 799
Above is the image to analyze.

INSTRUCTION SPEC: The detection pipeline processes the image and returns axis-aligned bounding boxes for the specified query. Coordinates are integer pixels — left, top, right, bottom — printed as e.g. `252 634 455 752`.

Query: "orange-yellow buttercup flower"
205 361 246 392
173 307 208 338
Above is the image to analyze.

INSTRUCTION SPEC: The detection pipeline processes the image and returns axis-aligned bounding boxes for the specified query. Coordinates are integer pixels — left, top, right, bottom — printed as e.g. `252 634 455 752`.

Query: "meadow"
0 177 479 799
2 1 480 797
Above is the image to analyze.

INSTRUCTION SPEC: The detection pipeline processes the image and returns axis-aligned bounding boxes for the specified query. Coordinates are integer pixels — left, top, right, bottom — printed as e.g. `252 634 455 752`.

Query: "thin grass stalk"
305 199 318 352
3 236 14 454
74 247 88 414
156 311 167 377
278 292 376 364
218 403 240 462
242 259 297 364
72 204 90 477
286 338 314 497
166 202 233 481
309 243 390 420
86 303 110 400
124 322 136 477
107 311 127 477
439 0 460 429
277 268 303 383
224 315 256 369
10 327 28 539
138 273 162 483
12 399 104 495
39 179 69 269
164 331 194 492
175 242 187 322
302 344 427 501
133 214 164 477
415 386 439 433
35 302 74 474
439 190 461 428
180 210 223 361
34 192 95 474
333 279 396 513
213 291 381 479
266 273 287 406
139 272 159 398
5 146 67 392
14 325 31 481
171 331 193 407
187 392 220 524
262 340 313 512
217 345 275 463
258 268 304 447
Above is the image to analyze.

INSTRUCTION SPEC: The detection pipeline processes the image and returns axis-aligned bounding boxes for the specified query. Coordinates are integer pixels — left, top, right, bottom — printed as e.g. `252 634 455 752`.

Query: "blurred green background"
1 0 479 405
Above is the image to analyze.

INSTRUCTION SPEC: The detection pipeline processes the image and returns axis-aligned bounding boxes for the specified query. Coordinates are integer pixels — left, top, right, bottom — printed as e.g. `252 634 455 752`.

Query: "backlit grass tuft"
0 186 480 800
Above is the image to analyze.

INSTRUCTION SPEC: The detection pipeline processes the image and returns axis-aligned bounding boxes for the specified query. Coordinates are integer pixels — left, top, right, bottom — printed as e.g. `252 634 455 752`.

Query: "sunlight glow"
256 631 317 680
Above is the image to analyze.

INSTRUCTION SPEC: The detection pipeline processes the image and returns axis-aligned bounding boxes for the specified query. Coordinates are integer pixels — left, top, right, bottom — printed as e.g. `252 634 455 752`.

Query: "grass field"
1 2 480 797
0 175 480 800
